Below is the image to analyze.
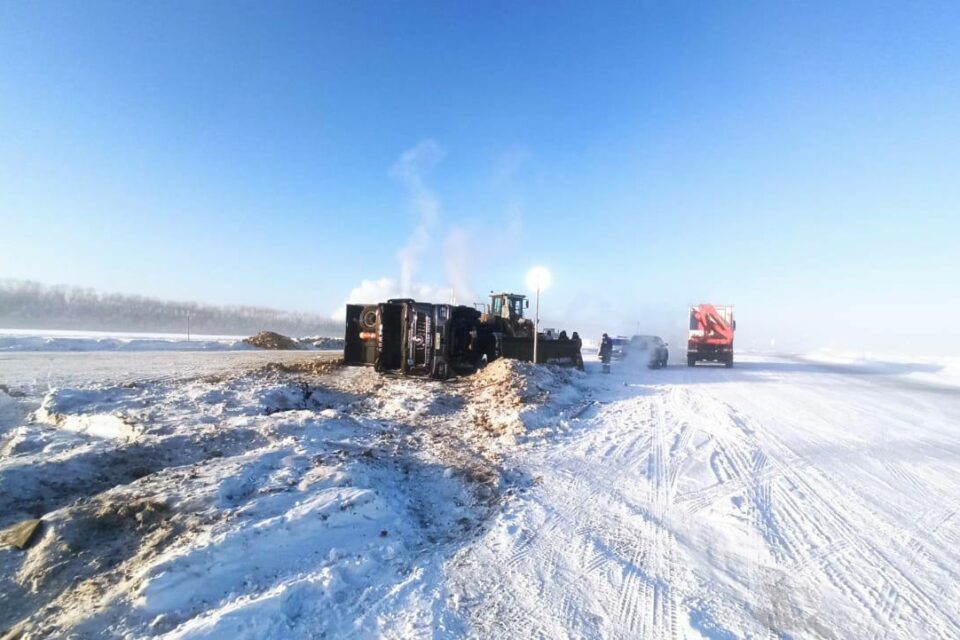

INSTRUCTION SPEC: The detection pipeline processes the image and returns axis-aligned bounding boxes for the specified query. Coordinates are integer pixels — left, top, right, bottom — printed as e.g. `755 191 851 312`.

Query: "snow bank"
3 355 580 637
0 334 251 352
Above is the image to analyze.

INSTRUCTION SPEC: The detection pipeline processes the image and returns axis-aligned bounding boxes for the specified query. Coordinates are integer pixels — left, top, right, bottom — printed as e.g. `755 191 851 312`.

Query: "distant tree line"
0 280 340 337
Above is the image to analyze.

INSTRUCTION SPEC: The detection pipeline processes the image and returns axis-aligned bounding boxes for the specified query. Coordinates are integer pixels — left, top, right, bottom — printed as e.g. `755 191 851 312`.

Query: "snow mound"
0 364 487 638
464 359 584 438
34 387 146 441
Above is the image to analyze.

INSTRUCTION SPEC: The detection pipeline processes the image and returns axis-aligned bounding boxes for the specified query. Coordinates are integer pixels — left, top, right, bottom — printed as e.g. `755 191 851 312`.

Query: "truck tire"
724 353 734 368
359 306 379 331
687 355 696 367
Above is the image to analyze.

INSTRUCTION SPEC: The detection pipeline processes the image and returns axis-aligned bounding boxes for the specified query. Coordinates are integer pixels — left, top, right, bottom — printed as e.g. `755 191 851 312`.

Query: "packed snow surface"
2 351 959 638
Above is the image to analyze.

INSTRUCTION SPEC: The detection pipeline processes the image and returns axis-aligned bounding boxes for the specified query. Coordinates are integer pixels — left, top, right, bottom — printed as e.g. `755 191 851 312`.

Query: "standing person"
599 333 613 373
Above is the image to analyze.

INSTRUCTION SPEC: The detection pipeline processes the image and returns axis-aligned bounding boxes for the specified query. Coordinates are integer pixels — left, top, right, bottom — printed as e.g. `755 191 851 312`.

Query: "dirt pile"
7 493 202 638
259 358 343 376
243 331 303 350
463 359 580 438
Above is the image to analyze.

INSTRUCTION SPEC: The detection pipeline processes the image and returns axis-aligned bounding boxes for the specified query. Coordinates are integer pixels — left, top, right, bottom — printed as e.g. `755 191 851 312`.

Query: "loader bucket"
496 335 584 370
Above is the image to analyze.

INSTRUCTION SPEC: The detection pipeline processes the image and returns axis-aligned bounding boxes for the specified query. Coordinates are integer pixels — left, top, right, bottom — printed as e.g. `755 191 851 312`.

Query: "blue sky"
1 2 958 353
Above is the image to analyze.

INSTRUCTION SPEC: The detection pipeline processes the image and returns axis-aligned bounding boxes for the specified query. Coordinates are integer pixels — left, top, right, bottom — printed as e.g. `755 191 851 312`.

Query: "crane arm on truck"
688 303 735 367
695 304 734 343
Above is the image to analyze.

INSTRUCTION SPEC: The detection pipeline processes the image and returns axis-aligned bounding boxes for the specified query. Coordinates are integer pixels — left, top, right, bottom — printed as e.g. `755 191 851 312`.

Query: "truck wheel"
359 306 379 330
724 354 734 368
687 355 696 367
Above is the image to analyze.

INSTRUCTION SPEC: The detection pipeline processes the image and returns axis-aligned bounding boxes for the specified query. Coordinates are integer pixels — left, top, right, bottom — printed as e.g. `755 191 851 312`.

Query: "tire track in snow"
741 413 921 635
615 533 651 636
664 386 954 637
557 389 682 639
648 395 680 640
729 405 960 638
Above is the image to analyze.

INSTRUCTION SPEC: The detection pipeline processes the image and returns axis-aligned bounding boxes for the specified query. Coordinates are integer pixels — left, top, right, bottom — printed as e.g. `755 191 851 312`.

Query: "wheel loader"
344 292 584 379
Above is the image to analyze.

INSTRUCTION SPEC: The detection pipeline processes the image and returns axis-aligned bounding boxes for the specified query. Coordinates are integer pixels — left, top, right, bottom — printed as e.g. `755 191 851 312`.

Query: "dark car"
609 336 630 361
629 334 669 369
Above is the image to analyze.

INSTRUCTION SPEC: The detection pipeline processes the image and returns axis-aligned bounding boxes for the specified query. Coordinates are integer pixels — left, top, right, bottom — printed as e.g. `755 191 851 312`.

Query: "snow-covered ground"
451 354 960 638
0 351 340 390
2 350 959 638
0 329 345 355
0 329 250 352
802 348 960 390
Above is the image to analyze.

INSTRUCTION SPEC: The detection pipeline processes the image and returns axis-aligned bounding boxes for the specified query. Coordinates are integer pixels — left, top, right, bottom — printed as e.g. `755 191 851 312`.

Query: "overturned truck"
344 292 584 379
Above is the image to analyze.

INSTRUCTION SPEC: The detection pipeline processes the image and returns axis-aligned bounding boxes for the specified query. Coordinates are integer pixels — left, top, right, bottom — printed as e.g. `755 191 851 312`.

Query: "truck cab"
489 293 528 322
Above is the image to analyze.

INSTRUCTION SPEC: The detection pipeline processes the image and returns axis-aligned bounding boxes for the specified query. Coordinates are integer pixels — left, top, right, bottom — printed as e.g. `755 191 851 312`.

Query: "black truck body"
344 295 583 379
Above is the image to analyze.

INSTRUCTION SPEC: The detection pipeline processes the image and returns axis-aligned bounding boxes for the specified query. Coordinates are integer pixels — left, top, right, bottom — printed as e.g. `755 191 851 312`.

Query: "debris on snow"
0 519 41 550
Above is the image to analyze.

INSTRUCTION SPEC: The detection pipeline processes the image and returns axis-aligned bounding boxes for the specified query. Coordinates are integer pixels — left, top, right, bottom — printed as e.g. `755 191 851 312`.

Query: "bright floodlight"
526 266 552 292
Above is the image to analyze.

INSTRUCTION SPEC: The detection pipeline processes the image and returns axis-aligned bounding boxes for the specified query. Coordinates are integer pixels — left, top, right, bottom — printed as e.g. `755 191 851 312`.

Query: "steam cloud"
443 227 474 305
338 278 453 317
390 140 445 296
334 140 485 317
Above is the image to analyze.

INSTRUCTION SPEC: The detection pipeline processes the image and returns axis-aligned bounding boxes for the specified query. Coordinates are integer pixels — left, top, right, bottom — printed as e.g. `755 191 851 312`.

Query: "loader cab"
490 293 528 322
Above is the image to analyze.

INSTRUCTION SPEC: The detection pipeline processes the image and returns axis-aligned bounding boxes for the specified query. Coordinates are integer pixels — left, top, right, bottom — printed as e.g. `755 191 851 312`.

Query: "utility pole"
526 266 551 365
533 285 540 364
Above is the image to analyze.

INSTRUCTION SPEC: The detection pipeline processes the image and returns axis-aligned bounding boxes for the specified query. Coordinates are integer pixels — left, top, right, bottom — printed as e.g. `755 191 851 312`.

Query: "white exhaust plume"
390 140 445 296
443 227 475 304
334 140 482 317
332 278 454 320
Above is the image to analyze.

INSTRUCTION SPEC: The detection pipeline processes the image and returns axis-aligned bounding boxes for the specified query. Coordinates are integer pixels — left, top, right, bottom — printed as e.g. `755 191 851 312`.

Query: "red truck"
687 304 735 367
